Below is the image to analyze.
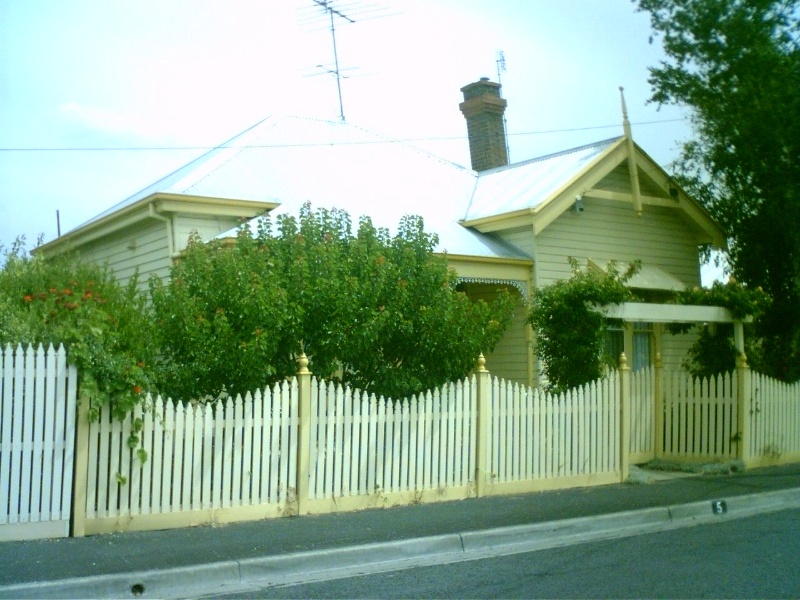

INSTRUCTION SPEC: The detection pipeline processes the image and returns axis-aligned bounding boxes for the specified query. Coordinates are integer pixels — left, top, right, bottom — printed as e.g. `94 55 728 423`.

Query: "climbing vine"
668 279 771 378
528 258 639 392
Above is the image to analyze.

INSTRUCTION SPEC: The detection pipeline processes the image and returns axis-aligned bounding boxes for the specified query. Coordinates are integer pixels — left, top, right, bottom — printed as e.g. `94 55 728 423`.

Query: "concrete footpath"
1 463 798 599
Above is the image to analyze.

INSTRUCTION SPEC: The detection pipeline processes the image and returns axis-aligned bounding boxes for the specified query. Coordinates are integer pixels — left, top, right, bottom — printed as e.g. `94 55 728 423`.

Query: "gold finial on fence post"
295 352 312 515
474 353 491 498
296 353 310 375
618 352 631 483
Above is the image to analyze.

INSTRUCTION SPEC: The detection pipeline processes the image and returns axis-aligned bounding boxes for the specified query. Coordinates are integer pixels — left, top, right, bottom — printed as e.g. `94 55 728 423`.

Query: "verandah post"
619 353 631 482
736 352 751 466
474 354 492 497
71 391 90 537
295 353 312 515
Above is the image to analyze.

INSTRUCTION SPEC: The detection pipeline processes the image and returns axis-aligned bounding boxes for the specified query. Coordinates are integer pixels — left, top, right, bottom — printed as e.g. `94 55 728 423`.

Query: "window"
605 322 653 371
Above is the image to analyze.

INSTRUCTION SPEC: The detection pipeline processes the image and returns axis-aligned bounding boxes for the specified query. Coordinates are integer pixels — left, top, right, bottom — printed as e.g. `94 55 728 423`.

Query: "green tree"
528 259 639 392
636 0 800 381
0 238 158 420
150 204 515 401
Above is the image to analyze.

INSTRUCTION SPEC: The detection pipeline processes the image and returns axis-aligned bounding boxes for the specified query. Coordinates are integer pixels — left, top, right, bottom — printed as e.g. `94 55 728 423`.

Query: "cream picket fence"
748 373 800 467
74 365 632 534
629 365 655 463
660 370 739 461
0 344 78 541
70 355 800 536
488 374 622 493
305 378 476 512
78 382 298 535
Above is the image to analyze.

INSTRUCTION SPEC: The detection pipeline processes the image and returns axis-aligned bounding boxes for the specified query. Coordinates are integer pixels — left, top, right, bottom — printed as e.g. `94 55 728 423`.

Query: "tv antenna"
496 50 506 86
496 50 510 162
301 1 396 122
312 0 352 121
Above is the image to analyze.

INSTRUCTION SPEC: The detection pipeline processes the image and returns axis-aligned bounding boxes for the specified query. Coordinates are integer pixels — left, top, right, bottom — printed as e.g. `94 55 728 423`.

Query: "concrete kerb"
2 488 799 600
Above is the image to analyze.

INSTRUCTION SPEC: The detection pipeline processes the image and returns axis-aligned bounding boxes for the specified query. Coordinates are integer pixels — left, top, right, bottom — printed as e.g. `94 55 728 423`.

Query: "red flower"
84 290 92 299
23 295 33 303
133 385 143 394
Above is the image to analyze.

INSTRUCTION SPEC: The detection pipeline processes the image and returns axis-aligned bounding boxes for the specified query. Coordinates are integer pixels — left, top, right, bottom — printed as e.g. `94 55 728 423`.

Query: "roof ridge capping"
477 136 623 176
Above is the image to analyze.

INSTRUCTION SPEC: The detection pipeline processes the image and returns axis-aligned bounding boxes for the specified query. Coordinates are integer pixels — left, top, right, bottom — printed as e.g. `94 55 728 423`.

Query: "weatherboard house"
38 78 728 387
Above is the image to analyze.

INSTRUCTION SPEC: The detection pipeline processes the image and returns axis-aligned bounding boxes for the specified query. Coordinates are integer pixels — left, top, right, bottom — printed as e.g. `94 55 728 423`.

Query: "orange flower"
133 385 143 394
23 295 33 303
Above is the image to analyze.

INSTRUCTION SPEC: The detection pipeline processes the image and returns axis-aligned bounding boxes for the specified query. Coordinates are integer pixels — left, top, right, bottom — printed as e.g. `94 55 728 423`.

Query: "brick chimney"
459 78 508 171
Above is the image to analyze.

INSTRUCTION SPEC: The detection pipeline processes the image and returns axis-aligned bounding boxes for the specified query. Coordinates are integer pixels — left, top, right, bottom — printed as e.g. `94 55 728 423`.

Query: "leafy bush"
528 258 639 392
0 238 158 421
150 204 515 400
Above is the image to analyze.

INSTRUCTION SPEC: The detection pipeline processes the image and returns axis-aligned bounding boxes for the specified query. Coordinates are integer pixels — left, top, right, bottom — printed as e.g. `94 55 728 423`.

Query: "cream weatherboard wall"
74 220 172 293
71 214 247 293
534 198 701 288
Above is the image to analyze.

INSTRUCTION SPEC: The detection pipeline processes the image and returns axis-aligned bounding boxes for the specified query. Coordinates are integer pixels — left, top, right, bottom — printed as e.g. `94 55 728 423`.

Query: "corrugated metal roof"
74 115 625 261
463 137 621 221
204 116 532 259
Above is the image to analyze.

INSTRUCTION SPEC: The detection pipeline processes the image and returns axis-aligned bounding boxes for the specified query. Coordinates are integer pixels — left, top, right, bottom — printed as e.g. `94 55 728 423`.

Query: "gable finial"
619 86 632 138
619 86 642 217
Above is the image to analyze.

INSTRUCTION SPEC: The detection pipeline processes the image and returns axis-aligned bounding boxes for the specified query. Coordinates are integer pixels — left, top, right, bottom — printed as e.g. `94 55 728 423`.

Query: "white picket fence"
630 366 655 463
76 366 630 534
749 373 800 466
661 370 739 460
308 379 476 504
81 383 298 533
4 342 799 539
0 345 77 541
489 375 620 486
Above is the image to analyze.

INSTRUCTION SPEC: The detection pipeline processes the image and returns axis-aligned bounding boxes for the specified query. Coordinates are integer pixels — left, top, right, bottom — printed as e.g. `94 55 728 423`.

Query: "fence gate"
0 345 78 541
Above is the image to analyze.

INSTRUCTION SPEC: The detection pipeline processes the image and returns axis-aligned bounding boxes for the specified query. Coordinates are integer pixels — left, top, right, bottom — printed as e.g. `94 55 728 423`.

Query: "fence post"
295 354 312 515
653 352 664 459
619 353 631 482
736 352 751 466
474 354 492 497
71 391 90 537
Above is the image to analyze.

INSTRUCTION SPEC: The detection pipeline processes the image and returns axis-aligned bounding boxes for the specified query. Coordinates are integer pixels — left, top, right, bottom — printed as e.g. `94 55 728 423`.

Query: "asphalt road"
204 507 800 599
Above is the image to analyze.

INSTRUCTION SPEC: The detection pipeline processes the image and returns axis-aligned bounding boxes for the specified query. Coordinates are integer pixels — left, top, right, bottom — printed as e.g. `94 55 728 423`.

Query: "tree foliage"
0 238 158 420
637 0 800 381
528 259 639 392
150 204 515 401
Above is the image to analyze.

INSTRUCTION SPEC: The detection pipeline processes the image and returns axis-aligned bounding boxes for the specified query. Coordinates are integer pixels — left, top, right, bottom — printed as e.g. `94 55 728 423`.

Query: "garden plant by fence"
1 345 799 541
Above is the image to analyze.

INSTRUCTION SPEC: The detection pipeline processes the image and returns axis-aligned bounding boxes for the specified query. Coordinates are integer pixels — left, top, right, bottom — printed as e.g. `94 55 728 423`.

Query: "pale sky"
1 0 720 280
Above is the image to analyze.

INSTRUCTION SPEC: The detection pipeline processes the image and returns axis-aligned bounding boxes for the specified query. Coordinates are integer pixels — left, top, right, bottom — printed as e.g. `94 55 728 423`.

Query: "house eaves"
36 193 276 256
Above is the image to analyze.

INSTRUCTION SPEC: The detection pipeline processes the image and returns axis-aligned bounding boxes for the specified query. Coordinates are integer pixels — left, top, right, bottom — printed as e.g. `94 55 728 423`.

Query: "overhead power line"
0 118 686 153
